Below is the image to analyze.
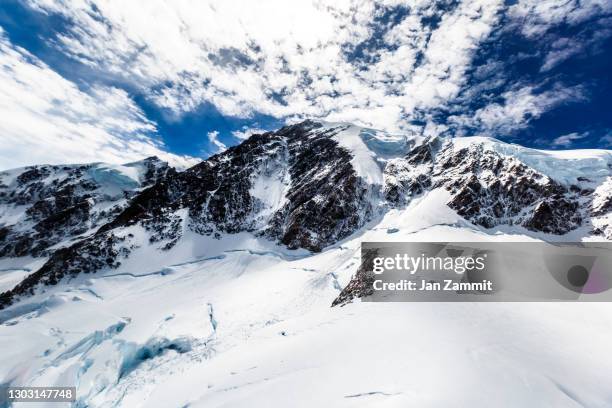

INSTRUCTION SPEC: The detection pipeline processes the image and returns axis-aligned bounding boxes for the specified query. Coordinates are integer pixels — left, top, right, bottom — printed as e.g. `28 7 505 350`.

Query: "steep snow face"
321 121 422 186
249 172 290 224
328 124 384 185
248 144 291 229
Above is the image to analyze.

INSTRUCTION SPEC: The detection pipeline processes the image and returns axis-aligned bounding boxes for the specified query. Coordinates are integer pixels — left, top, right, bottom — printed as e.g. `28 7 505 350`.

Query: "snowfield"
1 196 612 407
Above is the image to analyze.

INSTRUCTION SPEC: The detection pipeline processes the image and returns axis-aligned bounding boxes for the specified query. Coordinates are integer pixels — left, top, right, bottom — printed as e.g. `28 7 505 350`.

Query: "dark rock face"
333 139 608 306
383 139 587 234
523 199 581 234
332 248 379 307
0 232 131 307
103 121 374 252
439 144 585 234
383 137 439 205
264 124 373 251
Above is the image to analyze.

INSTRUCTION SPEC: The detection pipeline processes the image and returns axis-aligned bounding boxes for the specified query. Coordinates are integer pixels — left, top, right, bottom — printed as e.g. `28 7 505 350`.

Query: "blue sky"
0 0 610 169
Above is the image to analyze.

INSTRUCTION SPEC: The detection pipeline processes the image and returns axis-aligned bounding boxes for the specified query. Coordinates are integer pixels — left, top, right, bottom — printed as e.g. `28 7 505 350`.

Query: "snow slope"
1 192 611 407
321 121 426 187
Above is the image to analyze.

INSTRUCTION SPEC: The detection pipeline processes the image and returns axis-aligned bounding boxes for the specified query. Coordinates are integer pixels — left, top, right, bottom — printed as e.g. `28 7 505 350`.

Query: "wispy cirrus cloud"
599 131 612 148
0 29 197 170
552 131 589 147
449 84 587 136
507 0 612 38
206 130 227 154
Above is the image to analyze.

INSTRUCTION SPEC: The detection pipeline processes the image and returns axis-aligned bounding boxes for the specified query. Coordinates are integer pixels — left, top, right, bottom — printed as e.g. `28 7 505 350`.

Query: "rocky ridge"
0 157 170 258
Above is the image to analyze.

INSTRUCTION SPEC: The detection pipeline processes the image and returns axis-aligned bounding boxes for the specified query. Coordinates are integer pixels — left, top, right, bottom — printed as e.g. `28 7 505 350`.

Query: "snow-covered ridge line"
311 121 611 188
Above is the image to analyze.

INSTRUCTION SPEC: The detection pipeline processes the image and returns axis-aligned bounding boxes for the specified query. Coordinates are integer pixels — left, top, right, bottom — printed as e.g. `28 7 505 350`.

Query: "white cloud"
2 0 606 154
599 131 612 148
450 84 586 135
552 131 589 147
508 0 612 38
0 29 197 170
540 37 583 72
24 0 506 132
232 127 268 140
401 0 503 111
207 130 227 154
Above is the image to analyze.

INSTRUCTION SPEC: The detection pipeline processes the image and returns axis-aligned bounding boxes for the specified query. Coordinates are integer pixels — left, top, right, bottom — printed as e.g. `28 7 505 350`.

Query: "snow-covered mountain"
0 157 171 258
1 121 611 407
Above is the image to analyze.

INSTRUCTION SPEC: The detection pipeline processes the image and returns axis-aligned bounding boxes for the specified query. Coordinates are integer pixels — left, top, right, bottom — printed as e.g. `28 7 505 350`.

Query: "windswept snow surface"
2 196 612 407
